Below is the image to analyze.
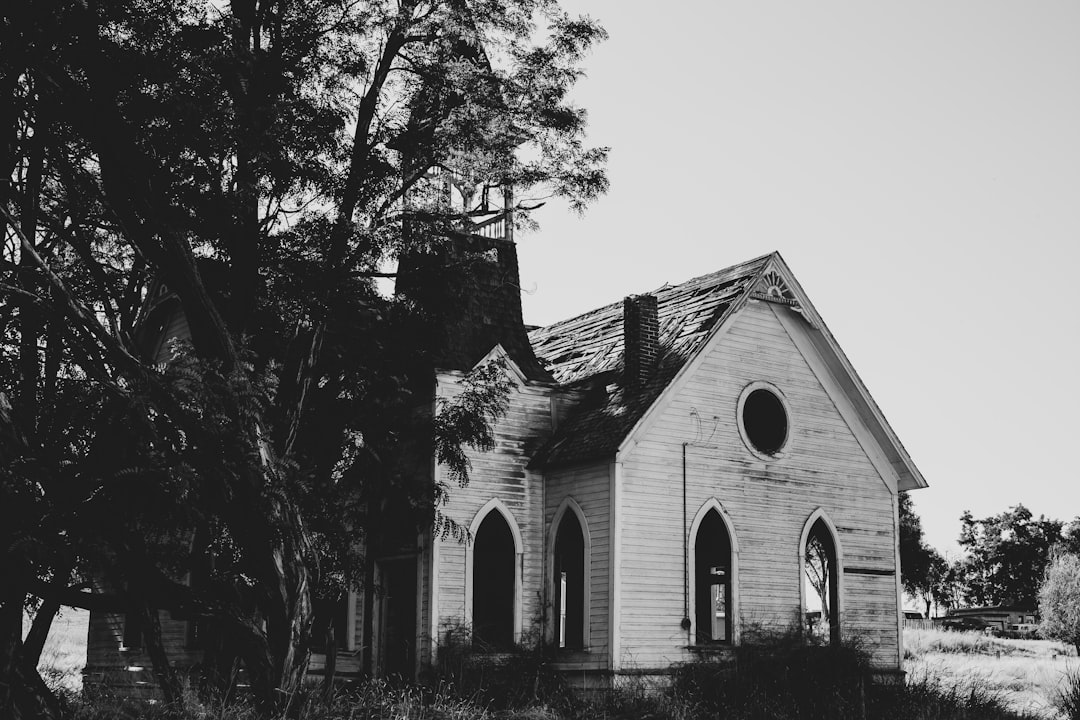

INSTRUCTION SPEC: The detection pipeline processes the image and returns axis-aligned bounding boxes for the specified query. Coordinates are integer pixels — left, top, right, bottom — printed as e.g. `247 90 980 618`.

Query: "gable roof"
527 252 927 492
527 253 770 467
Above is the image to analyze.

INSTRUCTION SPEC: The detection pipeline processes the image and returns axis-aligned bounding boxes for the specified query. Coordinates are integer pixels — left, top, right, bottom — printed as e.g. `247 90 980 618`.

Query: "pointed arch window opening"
694 510 733 644
553 511 585 650
472 510 516 650
804 519 840 645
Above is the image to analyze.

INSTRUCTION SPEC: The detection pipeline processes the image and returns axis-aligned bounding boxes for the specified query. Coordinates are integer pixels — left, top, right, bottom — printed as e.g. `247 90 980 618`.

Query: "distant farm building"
943 606 1038 635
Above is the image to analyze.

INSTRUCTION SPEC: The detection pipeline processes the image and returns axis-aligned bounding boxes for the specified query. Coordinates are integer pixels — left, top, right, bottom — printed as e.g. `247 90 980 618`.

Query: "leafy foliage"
1 0 607 712
1039 549 1080 655
899 492 949 616
957 505 1063 608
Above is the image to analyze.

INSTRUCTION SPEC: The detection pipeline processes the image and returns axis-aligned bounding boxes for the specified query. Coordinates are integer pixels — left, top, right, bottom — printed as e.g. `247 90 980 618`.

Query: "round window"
738 384 789 457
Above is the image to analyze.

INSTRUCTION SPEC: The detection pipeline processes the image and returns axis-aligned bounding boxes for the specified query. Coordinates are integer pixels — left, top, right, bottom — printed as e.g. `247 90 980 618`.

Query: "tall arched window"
694 509 733 643
804 517 840 645
473 510 516 648
553 511 585 649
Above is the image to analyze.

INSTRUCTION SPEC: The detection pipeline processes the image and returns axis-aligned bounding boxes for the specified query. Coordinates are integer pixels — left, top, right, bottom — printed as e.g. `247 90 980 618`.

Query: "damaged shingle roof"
527 253 774 467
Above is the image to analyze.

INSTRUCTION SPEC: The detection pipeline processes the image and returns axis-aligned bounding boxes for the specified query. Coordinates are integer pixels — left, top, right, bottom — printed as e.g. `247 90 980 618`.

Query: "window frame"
548 497 591 651
736 381 792 460
465 499 524 648
688 500 740 646
798 508 844 646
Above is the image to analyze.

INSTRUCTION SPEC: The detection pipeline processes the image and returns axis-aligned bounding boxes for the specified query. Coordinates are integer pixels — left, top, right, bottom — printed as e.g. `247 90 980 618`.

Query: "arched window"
803 516 840 645
694 509 733 643
473 510 516 648
553 511 585 649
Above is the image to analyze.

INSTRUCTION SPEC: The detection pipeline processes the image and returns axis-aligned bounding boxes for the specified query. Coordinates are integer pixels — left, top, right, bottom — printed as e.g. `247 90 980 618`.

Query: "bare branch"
0 204 145 382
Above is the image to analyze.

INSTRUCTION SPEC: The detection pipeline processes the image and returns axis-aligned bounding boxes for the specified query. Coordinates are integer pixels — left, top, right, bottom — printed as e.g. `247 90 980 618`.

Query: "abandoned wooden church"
86 215 927 689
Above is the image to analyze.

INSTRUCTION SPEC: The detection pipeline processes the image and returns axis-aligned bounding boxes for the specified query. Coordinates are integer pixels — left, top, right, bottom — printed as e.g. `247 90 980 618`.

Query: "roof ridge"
528 252 775 391
649 251 776 296
528 297 623 338
530 251 777 336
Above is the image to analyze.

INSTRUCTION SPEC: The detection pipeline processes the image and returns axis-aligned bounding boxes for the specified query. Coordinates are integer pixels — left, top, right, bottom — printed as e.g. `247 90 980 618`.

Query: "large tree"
1062 518 1080 556
1039 549 1080 655
898 492 948 617
958 505 1063 608
0 0 606 715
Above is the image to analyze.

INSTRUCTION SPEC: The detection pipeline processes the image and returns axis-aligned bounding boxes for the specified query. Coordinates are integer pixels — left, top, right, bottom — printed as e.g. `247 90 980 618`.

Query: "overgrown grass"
29 620 1080 719
65 680 502 720
905 627 1079 718
904 627 1063 659
873 672 1042 720
51 661 1055 720
663 641 872 720
1056 668 1080 720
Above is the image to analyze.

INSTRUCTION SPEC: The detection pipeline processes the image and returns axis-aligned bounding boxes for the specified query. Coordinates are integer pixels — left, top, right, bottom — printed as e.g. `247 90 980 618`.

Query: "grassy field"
23 607 89 695
904 627 1080 719
22 614 1080 718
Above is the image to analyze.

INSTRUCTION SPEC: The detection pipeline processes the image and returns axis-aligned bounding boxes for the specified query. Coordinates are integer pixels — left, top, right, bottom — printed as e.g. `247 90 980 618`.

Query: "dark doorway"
553 511 585 649
473 510 516 649
378 558 417 677
311 594 350 652
694 509 732 643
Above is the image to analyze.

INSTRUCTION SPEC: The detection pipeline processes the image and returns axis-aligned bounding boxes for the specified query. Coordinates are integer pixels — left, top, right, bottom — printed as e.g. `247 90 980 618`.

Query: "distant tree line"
900 495 1080 617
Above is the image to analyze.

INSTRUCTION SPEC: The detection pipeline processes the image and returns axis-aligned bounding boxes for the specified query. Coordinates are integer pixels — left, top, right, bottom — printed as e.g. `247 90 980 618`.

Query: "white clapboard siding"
617 301 900 671
544 462 613 671
86 609 205 695
432 371 553 653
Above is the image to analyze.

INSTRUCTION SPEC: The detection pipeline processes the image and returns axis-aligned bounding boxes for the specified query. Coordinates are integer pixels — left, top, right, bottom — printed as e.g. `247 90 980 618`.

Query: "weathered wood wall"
544 461 613 672
427 370 554 661
615 301 901 671
84 610 203 695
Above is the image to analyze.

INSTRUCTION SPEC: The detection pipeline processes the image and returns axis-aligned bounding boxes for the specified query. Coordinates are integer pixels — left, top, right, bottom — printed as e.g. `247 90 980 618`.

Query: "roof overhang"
616 252 927 493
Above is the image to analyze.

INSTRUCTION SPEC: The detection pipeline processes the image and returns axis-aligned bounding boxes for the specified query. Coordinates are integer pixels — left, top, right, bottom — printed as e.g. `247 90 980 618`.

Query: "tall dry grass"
904 627 1080 719
17 615 1080 719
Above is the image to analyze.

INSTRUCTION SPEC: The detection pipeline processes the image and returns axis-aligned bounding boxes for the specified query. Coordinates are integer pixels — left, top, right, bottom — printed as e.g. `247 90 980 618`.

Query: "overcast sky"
514 0 1080 557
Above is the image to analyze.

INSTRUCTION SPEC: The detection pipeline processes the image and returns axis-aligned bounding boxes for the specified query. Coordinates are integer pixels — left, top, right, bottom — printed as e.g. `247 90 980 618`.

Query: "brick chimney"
624 294 659 389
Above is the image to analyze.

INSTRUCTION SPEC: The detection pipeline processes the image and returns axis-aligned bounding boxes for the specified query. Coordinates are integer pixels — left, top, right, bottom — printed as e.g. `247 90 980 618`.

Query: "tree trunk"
321 622 337 700
225 491 315 711
8 654 63 720
0 588 23 716
264 519 315 711
21 599 58 667
0 589 62 720
140 604 183 705
198 620 236 700
362 548 376 676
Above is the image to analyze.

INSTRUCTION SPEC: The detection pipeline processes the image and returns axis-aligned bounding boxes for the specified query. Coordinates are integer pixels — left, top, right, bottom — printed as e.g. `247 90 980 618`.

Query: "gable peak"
757 269 795 301
747 261 819 330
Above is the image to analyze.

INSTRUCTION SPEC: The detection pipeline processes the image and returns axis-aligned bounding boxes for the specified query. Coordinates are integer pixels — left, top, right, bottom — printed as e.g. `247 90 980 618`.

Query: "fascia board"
769 254 927 491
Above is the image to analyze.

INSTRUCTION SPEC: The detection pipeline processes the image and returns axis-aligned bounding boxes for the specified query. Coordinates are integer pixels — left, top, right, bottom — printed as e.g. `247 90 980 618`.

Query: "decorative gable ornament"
756 270 794 301
748 268 818 329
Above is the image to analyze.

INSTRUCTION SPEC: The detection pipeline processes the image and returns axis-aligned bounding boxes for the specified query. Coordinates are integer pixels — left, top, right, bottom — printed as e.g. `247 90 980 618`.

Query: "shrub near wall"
669 643 871 720
655 637 1044 720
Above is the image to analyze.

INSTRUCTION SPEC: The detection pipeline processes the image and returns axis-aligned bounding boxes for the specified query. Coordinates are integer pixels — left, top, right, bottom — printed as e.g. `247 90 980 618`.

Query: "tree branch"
0 204 146 384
